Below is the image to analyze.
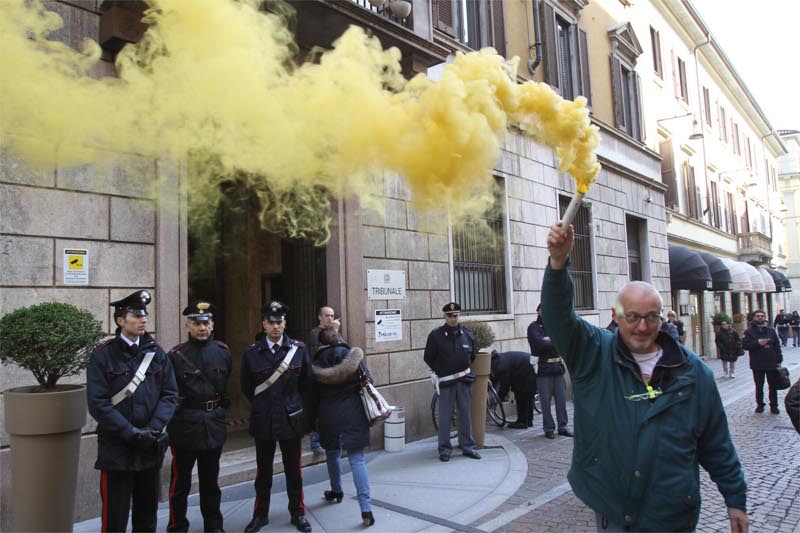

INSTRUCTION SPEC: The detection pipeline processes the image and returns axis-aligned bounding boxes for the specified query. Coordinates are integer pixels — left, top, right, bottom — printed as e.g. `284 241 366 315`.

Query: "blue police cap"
110 290 151 316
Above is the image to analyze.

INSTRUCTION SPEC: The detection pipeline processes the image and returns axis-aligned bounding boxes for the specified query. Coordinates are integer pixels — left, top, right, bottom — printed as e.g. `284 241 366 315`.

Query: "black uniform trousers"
100 468 160 533
514 390 534 426
167 446 223 532
753 369 780 408
253 438 305 519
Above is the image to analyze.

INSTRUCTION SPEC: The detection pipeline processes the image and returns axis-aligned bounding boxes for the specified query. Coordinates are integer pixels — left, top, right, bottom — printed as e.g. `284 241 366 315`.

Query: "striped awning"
741 263 766 292
757 267 777 293
719 258 753 292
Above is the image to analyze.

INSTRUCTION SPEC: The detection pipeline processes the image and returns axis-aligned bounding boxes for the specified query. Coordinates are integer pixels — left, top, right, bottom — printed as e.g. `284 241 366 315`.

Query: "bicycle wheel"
486 383 506 427
533 393 541 414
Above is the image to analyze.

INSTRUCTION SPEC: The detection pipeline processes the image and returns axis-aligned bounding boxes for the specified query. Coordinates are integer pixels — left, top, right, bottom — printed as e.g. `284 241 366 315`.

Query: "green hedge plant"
461 320 496 351
0 302 104 390
711 311 734 326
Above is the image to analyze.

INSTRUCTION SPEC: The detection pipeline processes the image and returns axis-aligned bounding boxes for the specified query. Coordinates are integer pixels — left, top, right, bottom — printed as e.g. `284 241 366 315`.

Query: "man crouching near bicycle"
424 302 481 462
490 351 538 429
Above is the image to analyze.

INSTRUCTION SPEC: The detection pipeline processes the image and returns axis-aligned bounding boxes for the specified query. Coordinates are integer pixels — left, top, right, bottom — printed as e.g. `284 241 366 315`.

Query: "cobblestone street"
474 347 800 532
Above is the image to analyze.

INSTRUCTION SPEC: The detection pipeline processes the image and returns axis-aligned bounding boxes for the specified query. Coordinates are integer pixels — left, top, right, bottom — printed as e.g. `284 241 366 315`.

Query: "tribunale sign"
367 269 406 300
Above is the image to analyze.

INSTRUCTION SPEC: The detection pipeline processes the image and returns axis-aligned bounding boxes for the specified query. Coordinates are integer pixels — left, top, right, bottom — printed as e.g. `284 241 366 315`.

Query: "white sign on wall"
63 248 89 285
367 269 406 300
375 309 402 342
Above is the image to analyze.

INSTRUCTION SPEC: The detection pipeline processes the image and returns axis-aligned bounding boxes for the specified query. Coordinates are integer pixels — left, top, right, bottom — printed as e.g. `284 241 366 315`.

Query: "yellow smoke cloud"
0 0 600 241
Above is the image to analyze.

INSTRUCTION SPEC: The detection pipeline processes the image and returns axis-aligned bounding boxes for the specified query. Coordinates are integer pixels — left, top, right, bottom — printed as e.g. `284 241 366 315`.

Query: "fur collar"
313 347 364 384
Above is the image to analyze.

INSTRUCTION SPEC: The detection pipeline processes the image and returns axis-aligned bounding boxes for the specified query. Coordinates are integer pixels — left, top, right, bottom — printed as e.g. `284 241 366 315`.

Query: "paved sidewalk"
75 433 527 532
472 346 800 533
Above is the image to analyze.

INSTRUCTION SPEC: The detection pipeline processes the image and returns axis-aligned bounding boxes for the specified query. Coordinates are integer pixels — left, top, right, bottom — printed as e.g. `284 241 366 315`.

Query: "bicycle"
431 381 506 432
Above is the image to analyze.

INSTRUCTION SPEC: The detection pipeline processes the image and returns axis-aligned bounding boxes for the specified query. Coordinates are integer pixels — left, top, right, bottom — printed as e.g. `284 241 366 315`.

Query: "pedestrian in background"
743 309 783 415
789 311 800 348
490 350 537 428
659 314 680 343
543 221 748 533
528 304 572 439
311 328 375 527
166 302 231 533
87 291 178 533
308 306 345 456
667 310 685 343
774 309 790 347
715 320 742 379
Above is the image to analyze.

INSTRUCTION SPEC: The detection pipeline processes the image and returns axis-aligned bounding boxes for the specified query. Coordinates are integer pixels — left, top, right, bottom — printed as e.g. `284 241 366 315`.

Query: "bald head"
614 282 663 315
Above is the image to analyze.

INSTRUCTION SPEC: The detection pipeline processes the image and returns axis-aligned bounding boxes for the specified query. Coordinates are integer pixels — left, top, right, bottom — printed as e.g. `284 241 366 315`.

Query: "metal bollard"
384 406 406 452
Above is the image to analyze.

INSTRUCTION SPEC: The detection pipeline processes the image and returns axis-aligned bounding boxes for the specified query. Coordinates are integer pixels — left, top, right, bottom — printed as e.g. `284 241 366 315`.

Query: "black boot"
362 511 375 527
244 515 268 533
291 515 312 532
324 490 344 503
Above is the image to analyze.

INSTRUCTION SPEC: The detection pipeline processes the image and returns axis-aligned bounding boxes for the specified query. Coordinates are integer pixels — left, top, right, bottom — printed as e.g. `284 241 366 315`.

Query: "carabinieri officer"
240 301 314 533
87 290 178 533
166 302 232 533
424 302 481 462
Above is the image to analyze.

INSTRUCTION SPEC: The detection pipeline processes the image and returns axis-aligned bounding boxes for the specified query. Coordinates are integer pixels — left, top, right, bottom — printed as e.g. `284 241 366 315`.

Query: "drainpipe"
527 0 542 76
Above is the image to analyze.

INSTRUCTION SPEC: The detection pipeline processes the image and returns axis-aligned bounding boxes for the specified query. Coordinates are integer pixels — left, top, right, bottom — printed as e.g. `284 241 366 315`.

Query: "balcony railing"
346 0 412 29
737 231 772 262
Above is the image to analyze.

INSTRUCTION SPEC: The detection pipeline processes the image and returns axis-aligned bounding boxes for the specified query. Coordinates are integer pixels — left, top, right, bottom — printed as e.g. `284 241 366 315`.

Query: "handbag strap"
111 351 156 406
254 344 299 396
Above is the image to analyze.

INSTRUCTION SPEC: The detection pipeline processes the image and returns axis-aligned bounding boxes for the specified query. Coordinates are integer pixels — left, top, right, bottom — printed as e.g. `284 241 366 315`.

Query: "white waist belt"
439 368 471 383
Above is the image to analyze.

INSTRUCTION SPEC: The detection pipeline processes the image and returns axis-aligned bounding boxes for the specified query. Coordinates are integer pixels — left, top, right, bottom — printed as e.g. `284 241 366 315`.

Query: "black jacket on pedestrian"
789 314 800 331
742 323 783 370
167 335 232 450
774 312 791 329
311 343 371 451
785 379 800 434
715 328 742 362
490 351 537 401
527 317 565 376
423 324 476 386
240 333 313 441
87 331 179 471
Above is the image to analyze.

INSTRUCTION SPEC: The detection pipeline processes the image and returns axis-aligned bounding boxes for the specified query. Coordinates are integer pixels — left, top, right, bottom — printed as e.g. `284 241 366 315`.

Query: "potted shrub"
460 320 496 353
459 320 496 448
1 302 104 532
711 311 734 333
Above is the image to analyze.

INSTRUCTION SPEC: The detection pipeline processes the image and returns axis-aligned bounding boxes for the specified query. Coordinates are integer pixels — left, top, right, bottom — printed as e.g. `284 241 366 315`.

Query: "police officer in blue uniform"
240 301 314 533
166 302 232 533
424 302 481 462
87 290 179 533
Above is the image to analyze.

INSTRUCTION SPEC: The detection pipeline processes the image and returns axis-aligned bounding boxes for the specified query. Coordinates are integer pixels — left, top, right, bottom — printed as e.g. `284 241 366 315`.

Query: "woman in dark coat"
311 328 375 527
715 320 741 378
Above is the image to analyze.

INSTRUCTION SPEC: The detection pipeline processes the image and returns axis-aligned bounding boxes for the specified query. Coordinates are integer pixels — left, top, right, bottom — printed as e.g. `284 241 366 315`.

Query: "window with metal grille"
452 179 507 314
559 195 594 310
625 215 643 281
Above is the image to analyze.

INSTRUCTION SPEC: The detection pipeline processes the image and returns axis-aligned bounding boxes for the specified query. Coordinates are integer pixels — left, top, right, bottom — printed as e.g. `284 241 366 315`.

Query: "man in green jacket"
544 221 748 532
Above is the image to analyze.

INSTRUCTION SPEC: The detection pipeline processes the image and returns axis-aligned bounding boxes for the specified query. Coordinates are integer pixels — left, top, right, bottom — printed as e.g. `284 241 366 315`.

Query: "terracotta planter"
470 351 491 449
733 322 746 336
4 384 86 532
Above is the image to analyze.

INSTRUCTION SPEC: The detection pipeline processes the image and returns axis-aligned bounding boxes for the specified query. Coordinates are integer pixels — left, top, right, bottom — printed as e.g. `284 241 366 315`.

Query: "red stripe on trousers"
296 440 305 513
101 470 108 533
168 447 178 529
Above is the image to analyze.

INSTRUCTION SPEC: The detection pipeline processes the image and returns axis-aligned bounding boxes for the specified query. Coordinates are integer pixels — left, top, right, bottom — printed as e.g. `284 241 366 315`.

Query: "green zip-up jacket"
542 263 746 532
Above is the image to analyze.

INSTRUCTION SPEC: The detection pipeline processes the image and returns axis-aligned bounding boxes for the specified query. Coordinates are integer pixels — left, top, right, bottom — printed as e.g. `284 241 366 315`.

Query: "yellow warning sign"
68 255 84 270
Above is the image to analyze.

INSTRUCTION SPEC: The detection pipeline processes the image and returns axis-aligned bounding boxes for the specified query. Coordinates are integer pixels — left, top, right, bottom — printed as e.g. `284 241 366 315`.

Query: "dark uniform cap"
442 302 461 315
183 301 216 322
110 290 151 316
261 301 289 322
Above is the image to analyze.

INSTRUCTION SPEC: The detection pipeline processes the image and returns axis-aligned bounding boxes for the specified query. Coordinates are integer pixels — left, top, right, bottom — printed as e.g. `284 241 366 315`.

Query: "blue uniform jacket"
167 335 232 450
423 324 476 386
240 333 313 441
87 331 178 471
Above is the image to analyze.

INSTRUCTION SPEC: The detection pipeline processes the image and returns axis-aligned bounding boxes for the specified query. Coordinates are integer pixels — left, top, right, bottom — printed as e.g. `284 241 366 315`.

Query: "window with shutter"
488 0 506 58
660 140 679 209
577 26 592 108
542 2 559 91
433 0 456 37
541 2 590 103
611 55 624 129
608 22 644 141
650 27 662 78
702 87 711 125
